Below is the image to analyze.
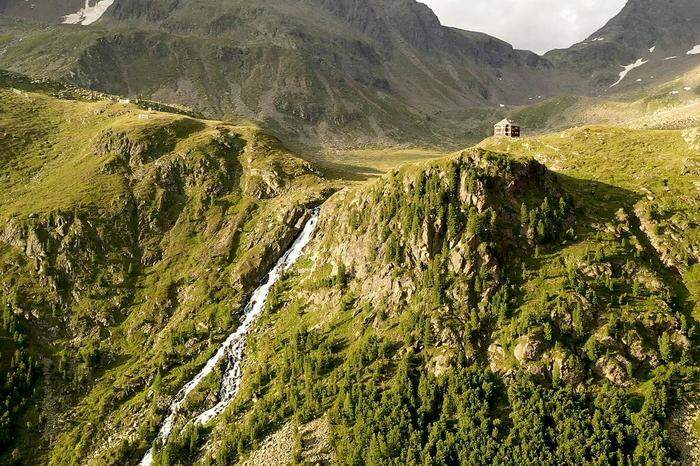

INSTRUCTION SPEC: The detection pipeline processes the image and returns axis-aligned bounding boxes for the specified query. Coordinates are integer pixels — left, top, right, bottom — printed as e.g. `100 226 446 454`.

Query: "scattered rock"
243 415 333 466
595 354 632 387
514 334 542 363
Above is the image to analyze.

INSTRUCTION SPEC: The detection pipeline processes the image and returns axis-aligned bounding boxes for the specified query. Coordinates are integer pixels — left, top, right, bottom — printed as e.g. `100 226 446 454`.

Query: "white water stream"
140 209 320 466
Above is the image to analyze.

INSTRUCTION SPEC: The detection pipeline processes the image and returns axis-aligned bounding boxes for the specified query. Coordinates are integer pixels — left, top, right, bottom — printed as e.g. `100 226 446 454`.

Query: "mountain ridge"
2 0 698 148
545 0 700 90
0 0 567 147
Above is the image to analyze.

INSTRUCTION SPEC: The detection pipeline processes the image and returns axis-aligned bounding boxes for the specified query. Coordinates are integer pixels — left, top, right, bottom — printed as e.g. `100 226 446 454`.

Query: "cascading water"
140 208 320 466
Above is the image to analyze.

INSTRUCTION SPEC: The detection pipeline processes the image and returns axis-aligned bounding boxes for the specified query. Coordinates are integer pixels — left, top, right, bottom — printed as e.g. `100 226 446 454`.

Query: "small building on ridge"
494 118 521 138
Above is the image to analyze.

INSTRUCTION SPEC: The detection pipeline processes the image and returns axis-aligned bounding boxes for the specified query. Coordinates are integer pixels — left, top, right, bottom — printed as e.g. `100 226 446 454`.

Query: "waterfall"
140 208 320 465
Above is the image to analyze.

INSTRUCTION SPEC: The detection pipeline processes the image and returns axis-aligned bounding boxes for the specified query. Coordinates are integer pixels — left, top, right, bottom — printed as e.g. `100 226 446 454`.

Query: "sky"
422 0 628 54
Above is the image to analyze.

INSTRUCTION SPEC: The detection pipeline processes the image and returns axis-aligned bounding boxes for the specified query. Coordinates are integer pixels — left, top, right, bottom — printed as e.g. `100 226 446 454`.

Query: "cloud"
422 0 627 54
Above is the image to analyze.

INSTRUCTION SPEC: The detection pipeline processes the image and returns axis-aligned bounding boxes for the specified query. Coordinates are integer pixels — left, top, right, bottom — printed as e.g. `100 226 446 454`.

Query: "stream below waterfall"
140 208 321 466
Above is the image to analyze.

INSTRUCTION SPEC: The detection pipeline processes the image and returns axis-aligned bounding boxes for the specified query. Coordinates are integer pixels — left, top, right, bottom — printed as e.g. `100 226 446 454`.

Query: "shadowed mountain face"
0 0 560 147
0 0 698 146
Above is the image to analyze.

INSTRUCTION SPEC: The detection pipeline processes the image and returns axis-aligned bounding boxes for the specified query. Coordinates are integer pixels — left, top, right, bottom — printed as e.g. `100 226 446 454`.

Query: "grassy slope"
509 64 700 136
480 126 700 458
480 126 700 315
0 72 334 464
1 65 699 464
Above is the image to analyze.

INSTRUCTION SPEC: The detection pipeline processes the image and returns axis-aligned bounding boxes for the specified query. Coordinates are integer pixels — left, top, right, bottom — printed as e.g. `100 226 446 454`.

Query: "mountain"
0 0 562 147
0 68 698 465
2 0 699 147
1 1 700 464
224 128 699 465
545 0 700 91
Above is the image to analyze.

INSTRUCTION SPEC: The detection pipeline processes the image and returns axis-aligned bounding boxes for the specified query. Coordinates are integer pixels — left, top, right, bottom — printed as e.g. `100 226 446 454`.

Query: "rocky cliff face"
311 150 559 304
302 152 562 377
295 147 692 388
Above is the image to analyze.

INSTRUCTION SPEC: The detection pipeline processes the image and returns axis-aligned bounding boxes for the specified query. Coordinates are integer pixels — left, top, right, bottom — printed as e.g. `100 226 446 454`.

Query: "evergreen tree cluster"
521 196 573 245
196 310 693 466
328 350 688 466
0 305 38 452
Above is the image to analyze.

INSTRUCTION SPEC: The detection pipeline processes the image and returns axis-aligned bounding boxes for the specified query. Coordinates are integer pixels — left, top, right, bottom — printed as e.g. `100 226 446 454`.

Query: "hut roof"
495 118 517 127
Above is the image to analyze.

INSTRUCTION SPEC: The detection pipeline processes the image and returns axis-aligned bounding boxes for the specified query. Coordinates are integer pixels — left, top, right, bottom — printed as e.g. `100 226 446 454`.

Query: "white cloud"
422 0 627 54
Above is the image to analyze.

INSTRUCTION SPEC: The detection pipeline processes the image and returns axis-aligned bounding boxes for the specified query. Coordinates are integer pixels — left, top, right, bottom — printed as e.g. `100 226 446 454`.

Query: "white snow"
664 56 677 60
62 0 114 25
687 45 700 55
670 91 680 95
499 104 505 108
592 37 605 42
636 78 642 82
684 87 692 91
649 46 656 53
140 209 321 466
609 58 648 88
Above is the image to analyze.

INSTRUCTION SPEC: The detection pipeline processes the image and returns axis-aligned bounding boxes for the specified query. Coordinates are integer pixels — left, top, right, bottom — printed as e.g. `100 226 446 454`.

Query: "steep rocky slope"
0 68 698 464
165 145 698 464
0 70 332 464
1 0 557 148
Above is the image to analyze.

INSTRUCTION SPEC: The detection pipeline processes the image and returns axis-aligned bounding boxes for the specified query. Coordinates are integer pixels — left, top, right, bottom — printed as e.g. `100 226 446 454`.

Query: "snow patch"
687 45 700 55
684 87 692 91
592 37 605 42
62 0 114 25
649 46 656 53
610 58 648 88
664 56 677 60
